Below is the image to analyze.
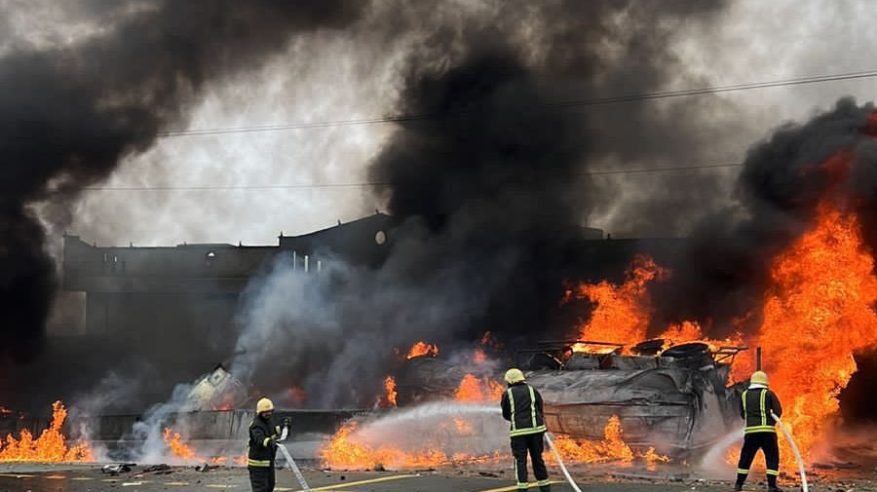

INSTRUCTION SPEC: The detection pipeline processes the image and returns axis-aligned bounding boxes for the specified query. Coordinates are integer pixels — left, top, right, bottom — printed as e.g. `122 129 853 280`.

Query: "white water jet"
347 401 507 459
698 425 744 478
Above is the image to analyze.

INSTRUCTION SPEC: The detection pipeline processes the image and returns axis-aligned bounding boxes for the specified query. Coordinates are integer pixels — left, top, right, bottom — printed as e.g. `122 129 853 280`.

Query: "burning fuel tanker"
396 339 746 458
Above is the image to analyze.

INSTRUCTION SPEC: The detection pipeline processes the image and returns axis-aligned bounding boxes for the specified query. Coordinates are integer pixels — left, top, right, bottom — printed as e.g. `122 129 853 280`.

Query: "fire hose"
277 443 311 492
770 411 809 492
544 432 584 492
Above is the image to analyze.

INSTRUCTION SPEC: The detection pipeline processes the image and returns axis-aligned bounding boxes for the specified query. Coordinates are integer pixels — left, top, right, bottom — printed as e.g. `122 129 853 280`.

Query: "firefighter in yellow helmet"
247 398 290 492
735 371 784 492
500 368 550 492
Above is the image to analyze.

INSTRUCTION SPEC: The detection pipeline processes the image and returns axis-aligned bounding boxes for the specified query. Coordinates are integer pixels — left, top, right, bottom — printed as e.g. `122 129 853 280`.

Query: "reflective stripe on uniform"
507 385 546 437
508 388 517 433
517 483 528 490
248 459 271 467
742 388 776 434
760 389 767 427
737 468 748 474
766 469 779 476
537 479 551 486
509 425 547 437
744 425 776 434
262 437 271 447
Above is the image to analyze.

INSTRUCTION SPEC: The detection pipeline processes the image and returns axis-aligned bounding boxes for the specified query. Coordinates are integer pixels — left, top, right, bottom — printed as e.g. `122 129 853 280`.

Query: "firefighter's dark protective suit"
248 415 282 492
735 385 783 491
501 382 551 491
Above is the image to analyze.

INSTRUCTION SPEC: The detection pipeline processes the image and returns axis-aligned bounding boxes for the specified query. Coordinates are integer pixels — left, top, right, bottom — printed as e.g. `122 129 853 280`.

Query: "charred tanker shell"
526 341 746 457
396 339 746 457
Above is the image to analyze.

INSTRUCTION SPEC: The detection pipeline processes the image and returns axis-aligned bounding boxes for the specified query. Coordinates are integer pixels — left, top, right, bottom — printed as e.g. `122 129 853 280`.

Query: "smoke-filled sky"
2 0 873 248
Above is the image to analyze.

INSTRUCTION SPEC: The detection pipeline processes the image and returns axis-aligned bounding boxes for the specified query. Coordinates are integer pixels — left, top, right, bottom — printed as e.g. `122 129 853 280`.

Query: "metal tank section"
521 340 747 457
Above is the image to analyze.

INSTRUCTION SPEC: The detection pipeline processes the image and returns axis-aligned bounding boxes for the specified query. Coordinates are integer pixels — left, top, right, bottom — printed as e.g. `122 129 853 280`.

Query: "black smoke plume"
232 2 735 407
0 0 363 362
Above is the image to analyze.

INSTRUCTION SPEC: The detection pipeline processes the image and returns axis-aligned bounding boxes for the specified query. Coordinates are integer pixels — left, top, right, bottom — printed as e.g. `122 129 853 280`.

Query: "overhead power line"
82 162 743 192
159 69 877 137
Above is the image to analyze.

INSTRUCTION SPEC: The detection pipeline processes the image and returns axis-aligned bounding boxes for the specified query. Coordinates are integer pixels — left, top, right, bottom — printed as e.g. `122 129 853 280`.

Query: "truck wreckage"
397 339 747 457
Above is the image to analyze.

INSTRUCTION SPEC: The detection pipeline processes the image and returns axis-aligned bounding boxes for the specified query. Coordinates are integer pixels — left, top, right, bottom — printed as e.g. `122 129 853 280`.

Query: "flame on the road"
320 413 668 470
406 342 440 359
550 416 668 467
319 421 502 470
0 401 93 462
210 454 248 466
163 427 198 461
163 427 247 465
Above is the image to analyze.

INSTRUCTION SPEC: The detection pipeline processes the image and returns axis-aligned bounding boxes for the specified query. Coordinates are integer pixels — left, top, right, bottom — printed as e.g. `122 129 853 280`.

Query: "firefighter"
247 398 290 492
735 371 783 492
500 368 551 492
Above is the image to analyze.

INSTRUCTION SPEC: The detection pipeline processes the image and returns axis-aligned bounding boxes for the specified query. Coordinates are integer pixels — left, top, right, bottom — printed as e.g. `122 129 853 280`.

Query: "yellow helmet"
504 368 526 384
256 397 274 414
750 371 769 386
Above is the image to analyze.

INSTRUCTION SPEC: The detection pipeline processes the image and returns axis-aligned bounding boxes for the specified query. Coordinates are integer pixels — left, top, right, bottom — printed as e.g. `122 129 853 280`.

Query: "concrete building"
62 213 394 338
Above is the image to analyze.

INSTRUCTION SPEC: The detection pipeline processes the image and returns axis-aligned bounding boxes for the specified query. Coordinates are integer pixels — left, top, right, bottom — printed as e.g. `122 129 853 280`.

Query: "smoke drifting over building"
231 1 738 407
0 0 363 361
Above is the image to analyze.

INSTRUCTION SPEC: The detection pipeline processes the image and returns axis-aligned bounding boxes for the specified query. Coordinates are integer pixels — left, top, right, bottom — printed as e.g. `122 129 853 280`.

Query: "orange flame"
319 421 501 470
0 401 93 462
377 376 398 408
454 374 504 403
406 341 440 359
568 255 666 347
162 427 199 461
738 200 877 462
568 153 877 466
209 454 248 466
550 416 669 467
320 415 667 470
569 259 740 354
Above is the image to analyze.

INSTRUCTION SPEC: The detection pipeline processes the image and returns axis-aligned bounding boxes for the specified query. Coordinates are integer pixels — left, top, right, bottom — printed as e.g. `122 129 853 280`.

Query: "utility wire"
159 69 877 137
82 162 742 191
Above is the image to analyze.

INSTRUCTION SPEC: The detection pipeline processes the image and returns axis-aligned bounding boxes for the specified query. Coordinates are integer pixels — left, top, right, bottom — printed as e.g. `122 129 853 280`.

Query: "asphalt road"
0 465 746 492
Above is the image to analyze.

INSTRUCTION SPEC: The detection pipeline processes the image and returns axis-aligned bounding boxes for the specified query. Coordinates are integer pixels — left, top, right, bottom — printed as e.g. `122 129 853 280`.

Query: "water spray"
770 411 808 492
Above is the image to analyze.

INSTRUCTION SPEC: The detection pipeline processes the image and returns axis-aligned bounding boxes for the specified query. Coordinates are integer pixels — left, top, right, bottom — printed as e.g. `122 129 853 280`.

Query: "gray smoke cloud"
227 0 745 407
0 0 364 363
